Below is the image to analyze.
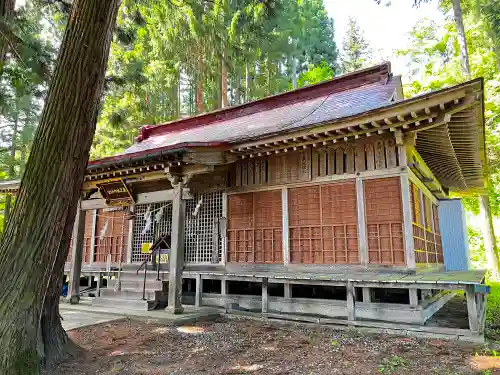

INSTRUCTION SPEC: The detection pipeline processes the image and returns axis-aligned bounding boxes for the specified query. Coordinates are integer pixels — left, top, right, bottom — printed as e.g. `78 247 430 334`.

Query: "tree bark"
452 0 471 78
196 54 204 114
4 102 18 226
221 48 228 108
0 1 120 374
0 0 15 72
480 194 499 279
40 213 75 368
235 68 240 105
245 61 250 102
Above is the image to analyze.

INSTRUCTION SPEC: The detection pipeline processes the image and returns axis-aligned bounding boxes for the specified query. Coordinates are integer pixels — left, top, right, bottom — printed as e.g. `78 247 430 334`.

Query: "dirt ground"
46 317 500 375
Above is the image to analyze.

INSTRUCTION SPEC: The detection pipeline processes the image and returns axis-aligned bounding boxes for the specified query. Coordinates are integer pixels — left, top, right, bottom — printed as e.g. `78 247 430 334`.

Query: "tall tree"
0 0 15 72
91 0 337 158
387 0 500 278
399 12 500 278
449 0 499 279
0 1 120 374
451 0 471 76
340 16 371 73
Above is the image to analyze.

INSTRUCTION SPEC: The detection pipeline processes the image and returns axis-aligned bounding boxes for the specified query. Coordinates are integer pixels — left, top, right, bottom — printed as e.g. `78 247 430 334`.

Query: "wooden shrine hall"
0 62 491 340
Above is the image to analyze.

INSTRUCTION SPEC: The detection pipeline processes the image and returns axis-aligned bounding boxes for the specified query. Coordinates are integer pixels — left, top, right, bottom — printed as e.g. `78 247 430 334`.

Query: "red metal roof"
90 63 396 166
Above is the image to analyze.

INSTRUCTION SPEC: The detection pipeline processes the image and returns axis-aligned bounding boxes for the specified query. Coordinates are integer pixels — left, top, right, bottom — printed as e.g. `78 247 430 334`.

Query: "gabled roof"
0 63 486 195
89 63 395 166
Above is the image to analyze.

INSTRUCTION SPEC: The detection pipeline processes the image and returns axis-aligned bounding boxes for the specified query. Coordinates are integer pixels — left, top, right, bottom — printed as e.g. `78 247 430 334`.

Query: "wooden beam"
400 173 416 269
466 285 479 332
195 274 203 309
282 187 290 266
262 277 269 313
356 177 368 265
347 281 356 321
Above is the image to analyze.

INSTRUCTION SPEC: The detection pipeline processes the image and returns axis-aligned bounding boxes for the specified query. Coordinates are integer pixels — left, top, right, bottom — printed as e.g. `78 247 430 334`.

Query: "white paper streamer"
99 218 109 240
155 206 164 223
141 205 152 235
193 196 203 217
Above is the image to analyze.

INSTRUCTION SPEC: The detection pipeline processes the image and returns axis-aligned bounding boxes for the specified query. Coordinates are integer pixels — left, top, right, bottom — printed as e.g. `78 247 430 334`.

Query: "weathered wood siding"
94 208 129 263
364 177 405 265
227 190 283 263
229 136 399 189
288 181 358 264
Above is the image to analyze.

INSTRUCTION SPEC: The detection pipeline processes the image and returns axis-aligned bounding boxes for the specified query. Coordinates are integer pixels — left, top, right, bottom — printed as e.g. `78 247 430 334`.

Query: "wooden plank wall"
94 208 129 263
288 181 359 264
231 137 398 188
227 191 283 263
364 177 405 265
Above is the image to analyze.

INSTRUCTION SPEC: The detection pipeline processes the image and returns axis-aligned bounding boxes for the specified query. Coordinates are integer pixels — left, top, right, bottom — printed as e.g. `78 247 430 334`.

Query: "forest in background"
0 0 498 266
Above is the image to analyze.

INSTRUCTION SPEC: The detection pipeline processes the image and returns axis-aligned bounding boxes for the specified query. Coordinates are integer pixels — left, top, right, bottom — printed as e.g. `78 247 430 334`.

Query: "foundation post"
262 277 269 313
347 280 356 321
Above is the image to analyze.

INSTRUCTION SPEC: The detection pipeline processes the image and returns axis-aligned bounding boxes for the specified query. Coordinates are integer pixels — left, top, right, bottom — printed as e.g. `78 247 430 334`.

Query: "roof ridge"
135 62 392 143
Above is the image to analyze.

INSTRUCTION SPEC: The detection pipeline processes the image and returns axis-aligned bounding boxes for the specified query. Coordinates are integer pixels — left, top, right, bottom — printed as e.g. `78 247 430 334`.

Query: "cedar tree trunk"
0 0 15 71
0 1 120 374
4 105 18 226
452 0 471 78
40 212 76 368
245 61 250 102
221 48 228 108
451 0 499 279
196 55 204 114
480 194 499 279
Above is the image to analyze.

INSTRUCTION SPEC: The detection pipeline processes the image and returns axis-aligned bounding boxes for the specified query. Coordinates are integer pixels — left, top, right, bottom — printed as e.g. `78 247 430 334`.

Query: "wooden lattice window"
411 184 427 264
83 212 94 263
433 204 444 263
288 181 359 264
411 186 443 265
227 190 283 263
364 177 405 265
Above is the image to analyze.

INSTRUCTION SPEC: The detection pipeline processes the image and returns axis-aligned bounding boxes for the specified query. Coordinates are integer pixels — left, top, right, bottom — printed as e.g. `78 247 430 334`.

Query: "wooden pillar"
262 277 269 313
167 181 186 314
221 192 228 265
281 187 290 265
69 200 86 304
96 271 101 297
284 283 292 299
89 209 97 266
347 280 356 321
126 205 134 264
400 172 416 269
409 289 419 306
356 177 368 265
362 287 371 303
195 274 203 309
466 285 479 332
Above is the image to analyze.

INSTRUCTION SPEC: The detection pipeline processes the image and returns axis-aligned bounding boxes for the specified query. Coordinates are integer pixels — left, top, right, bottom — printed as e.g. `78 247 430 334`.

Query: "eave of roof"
89 63 395 168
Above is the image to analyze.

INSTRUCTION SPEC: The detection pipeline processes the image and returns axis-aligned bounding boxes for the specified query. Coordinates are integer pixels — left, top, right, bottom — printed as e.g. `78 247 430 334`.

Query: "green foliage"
340 16 372 74
296 61 334 88
485 282 500 341
377 355 408 374
397 12 500 219
92 0 338 158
